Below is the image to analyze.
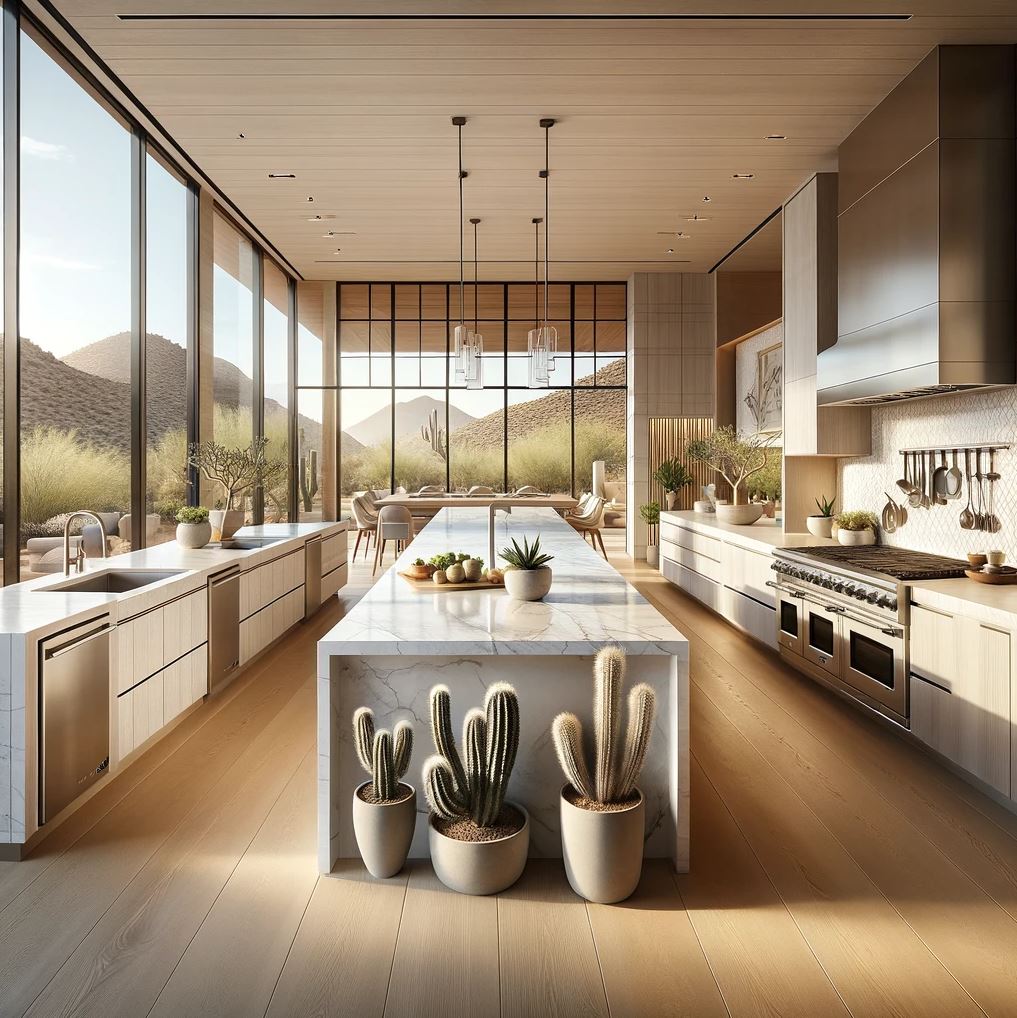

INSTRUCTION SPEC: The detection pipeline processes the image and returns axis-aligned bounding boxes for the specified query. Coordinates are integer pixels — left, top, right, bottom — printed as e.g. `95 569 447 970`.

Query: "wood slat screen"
648 417 719 510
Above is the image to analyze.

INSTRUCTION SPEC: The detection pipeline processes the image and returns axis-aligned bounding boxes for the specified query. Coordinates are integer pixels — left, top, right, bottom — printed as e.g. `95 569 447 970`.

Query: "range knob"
842 583 856 596
832 582 845 592
866 591 880 604
877 595 896 610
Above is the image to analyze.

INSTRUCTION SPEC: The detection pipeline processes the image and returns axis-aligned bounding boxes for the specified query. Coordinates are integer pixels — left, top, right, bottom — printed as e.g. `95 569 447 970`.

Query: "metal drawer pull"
825 605 845 614
47 625 112 659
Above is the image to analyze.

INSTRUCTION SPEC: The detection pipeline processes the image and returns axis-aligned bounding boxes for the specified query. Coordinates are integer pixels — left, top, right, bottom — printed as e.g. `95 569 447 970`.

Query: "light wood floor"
2 530 1017 1017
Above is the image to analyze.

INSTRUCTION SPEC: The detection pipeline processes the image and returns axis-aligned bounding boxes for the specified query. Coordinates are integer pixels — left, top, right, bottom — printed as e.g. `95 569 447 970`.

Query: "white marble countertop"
0 521 347 638
662 510 837 553
318 507 688 659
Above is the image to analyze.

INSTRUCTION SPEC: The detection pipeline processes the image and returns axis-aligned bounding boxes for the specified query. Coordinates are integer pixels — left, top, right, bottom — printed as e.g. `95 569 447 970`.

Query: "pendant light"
532 118 558 385
466 217 484 389
527 216 548 387
451 116 471 382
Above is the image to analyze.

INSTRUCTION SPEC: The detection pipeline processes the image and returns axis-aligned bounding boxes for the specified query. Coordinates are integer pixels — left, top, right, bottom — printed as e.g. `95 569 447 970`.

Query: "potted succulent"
351 708 415 878
175 505 211 549
686 426 773 526
423 683 528 895
187 437 269 541
834 509 879 546
652 457 693 511
808 494 836 539
640 502 660 567
500 534 554 601
552 646 655 903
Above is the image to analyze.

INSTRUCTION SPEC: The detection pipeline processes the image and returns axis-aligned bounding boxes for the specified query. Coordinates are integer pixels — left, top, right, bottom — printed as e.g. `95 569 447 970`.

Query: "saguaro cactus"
422 682 520 827
299 445 319 512
551 646 655 804
420 408 447 462
353 706 414 801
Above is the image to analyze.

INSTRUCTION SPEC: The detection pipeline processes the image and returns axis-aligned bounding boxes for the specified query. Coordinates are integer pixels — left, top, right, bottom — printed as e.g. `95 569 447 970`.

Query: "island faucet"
63 511 109 576
488 503 511 566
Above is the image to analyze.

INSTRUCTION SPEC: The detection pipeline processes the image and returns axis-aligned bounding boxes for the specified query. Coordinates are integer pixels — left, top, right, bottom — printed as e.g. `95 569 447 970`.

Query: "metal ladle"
960 449 975 530
986 448 1001 533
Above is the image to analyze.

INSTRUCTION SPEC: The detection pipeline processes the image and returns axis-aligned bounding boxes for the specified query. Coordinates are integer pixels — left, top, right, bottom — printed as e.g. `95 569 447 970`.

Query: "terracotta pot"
352 782 417 879
645 545 659 568
407 563 432 580
806 516 834 539
209 509 245 542
504 566 553 601
838 527 876 546
176 520 212 549
428 803 529 895
715 503 765 526
560 786 645 903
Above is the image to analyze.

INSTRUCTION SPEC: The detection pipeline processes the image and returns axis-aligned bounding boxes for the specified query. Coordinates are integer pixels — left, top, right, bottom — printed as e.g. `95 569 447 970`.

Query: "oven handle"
766 580 806 598
823 602 902 638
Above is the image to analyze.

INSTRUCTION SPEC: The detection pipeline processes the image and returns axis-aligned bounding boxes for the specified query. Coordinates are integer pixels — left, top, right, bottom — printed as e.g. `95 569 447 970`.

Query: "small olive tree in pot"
686 426 774 525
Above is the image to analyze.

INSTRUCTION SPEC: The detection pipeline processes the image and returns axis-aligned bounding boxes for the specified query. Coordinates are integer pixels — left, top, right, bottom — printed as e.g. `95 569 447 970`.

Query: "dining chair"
566 492 593 517
417 485 446 495
514 485 544 495
374 504 415 575
350 495 379 561
468 485 496 495
568 496 608 558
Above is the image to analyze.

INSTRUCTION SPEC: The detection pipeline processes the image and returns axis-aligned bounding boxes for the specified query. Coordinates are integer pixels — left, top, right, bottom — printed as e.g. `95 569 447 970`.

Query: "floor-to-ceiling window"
337 281 627 516
19 29 132 574
262 258 290 521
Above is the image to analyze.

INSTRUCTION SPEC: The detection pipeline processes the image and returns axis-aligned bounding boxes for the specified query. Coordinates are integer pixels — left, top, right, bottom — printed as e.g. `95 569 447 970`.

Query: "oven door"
831 607 907 720
770 581 805 655
802 598 842 678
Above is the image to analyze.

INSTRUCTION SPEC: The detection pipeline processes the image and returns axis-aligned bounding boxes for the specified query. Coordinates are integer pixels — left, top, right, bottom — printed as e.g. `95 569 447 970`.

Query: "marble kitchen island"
317 507 689 874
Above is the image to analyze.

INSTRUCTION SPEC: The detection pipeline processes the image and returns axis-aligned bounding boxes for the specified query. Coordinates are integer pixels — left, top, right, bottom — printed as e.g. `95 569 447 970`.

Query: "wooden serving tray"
964 568 1017 585
398 571 503 592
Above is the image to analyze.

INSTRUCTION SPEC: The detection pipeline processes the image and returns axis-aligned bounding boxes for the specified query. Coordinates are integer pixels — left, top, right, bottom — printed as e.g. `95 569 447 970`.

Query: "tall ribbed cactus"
420 408 447 462
422 682 520 827
353 706 413 801
551 646 655 804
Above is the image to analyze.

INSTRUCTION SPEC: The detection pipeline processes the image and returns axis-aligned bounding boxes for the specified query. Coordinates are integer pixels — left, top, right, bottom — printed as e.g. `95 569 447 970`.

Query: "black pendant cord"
543 124 549 329
458 120 465 328
533 217 540 331
473 219 479 333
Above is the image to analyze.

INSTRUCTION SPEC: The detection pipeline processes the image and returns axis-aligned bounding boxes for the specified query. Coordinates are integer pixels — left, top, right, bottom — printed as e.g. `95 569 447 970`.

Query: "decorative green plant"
652 458 693 495
423 683 520 827
500 534 554 570
814 494 836 518
187 437 269 511
749 450 782 503
299 442 319 512
552 646 655 805
639 502 660 526
175 505 210 524
834 510 878 532
420 407 447 462
353 707 414 802
685 426 773 505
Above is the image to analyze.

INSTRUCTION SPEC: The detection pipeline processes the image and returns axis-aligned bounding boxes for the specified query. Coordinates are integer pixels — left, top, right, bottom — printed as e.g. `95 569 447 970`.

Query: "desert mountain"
344 393 475 448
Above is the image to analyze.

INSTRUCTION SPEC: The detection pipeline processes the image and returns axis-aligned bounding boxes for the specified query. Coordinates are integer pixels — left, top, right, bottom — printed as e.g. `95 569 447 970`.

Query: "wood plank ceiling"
48 1 1017 280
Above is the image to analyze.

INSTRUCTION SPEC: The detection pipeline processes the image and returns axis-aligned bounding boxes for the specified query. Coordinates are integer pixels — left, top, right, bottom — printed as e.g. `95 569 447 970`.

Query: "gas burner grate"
782 545 968 581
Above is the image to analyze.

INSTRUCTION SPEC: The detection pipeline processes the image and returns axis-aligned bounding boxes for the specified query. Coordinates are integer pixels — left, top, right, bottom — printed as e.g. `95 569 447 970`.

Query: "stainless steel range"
770 546 967 728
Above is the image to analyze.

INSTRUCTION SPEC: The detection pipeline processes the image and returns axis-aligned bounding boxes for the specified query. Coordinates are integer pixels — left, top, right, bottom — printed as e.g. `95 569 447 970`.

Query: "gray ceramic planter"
560 785 644 903
176 520 212 549
352 782 417 879
503 566 552 602
428 803 529 895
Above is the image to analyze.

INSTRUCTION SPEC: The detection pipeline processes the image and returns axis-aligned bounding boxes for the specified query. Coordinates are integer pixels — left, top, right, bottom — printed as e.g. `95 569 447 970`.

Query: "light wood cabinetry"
240 548 304 621
240 587 304 666
910 603 1011 796
321 531 349 601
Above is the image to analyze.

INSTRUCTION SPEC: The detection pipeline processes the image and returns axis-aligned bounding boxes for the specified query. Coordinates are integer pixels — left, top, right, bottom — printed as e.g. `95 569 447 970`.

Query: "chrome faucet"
488 503 511 567
63 511 109 576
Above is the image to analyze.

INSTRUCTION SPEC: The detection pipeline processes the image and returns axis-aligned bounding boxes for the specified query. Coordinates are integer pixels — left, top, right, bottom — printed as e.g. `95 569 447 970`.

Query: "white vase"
352 782 417 879
176 520 212 549
715 503 765 526
560 786 645 904
645 545 659 567
838 527 876 546
504 566 553 601
209 509 245 542
806 516 834 539
665 492 678 511
428 804 529 896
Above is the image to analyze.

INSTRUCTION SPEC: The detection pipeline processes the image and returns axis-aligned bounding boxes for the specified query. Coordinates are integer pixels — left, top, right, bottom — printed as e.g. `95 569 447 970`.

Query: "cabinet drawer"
163 588 208 664
659 538 721 583
722 545 775 607
661 555 720 612
724 588 777 648
116 606 165 695
163 643 208 724
322 562 348 601
322 532 347 575
660 521 720 561
241 549 303 621
118 671 165 760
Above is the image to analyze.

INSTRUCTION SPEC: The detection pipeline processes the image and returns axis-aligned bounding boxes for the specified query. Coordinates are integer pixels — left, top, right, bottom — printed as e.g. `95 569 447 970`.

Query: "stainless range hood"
818 46 1016 407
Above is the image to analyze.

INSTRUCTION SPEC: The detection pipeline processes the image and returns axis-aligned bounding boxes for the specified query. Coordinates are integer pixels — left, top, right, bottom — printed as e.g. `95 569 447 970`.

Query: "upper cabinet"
782 173 870 457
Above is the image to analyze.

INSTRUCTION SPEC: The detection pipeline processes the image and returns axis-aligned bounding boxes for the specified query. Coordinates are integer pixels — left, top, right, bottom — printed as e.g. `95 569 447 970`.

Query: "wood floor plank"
266 862 407 1018
676 760 850 1018
692 689 982 1017
497 860 610 1018
384 862 500 1018
586 860 728 1018
149 749 319 1018
24 677 317 1018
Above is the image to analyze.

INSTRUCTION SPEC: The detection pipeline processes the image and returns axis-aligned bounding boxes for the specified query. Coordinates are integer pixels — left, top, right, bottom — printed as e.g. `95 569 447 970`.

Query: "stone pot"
645 545 659 568
838 527 876 546
428 803 529 895
175 520 212 549
806 516 834 539
209 509 245 542
560 786 644 904
665 491 678 511
715 502 765 526
503 566 552 601
352 782 417 879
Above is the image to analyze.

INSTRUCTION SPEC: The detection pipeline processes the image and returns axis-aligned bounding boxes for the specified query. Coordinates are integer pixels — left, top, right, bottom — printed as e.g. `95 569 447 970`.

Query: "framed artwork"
745 341 782 434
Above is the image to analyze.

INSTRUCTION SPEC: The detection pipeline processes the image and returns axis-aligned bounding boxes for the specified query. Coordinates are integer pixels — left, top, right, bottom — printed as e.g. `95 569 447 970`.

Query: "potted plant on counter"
808 495 836 539
187 437 268 541
652 458 693 511
175 506 211 549
423 683 528 896
500 534 554 601
685 426 773 526
351 707 415 878
640 502 660 567
552 646 655 903
834 509 878 546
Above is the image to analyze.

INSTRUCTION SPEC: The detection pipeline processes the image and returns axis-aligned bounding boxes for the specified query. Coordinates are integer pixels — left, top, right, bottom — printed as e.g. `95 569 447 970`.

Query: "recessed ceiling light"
666 248 674 255
765 134 788 141
306 214 336 222
237 132 246 140
268 172 296 179
732 173 755 180
306 196 314 202
686 214 710 222
702 195 712 203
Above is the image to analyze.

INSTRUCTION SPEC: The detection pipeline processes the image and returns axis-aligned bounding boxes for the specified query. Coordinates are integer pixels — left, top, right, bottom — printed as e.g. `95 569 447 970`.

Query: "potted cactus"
351 707 416 879
499 534 554 601
552 646 655 903
422 683 528 895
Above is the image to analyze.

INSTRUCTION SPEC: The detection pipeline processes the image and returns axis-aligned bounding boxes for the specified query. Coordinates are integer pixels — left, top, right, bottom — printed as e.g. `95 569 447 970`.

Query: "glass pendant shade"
527 326 549 387
465 330 483 389
452 323 471 381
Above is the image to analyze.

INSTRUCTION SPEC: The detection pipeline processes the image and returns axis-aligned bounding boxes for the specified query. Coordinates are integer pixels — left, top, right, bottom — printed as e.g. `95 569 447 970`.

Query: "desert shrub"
574 419 626 493
449 442 504 491
147 426 189 519
21 426 130 529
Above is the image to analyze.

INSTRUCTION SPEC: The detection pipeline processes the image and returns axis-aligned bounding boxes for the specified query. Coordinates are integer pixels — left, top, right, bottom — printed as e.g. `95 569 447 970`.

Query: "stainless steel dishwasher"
208 566 241 693
39 617 112 824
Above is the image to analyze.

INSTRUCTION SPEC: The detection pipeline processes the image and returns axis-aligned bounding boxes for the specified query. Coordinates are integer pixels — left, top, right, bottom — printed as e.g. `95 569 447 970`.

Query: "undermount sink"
219 536 288 550
37 569 185 594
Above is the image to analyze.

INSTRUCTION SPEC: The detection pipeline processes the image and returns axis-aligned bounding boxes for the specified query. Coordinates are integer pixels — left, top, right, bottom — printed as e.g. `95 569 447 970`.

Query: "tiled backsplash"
838 387 1017 560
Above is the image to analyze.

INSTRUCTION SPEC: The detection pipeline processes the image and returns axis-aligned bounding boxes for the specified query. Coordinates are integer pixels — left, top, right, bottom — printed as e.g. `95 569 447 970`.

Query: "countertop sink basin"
219 536 288 550
37 569 185 594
